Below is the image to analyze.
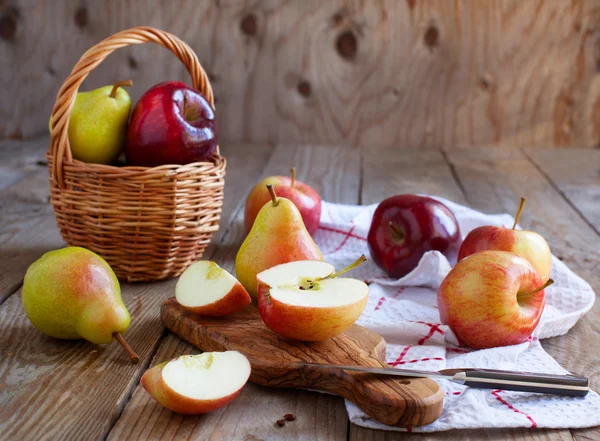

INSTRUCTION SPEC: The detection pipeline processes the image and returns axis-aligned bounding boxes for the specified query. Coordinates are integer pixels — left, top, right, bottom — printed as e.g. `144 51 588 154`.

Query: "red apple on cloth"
245 168 321 236
458 198 552 280
125 81 218 167
176 261 251 317
368 195 461 278
438 250 552 349
141 351 251 414
257 258 368 341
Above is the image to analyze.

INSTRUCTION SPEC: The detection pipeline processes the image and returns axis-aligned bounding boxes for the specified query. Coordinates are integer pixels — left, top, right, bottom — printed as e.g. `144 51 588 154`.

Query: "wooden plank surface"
0 142 274 441
2 0 600 149
108 144 360 441
524 148 600 235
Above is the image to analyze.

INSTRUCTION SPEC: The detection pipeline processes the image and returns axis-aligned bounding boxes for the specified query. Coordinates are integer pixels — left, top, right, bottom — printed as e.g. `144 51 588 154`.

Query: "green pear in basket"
49 80 132 165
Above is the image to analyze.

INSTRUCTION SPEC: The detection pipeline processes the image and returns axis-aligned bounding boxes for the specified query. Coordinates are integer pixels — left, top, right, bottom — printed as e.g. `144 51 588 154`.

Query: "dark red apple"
125 81 218 167
367 195 461 278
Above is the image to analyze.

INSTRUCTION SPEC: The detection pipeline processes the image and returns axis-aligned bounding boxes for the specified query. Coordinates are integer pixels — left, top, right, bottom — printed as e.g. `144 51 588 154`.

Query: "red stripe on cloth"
374 296 386 311
390 345 412 366
390 357 445 365
417 324 444 345
491 389 537 428
408 321 445 335
328 225 357 253
318 225 368 241
447 347 470 354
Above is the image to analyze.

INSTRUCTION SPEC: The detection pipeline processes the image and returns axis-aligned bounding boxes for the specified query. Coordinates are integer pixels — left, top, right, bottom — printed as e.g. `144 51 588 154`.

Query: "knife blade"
294 362 590 397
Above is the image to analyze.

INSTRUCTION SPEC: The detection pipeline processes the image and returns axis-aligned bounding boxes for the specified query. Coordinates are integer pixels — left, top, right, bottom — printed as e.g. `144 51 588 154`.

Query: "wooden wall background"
1 0 599 148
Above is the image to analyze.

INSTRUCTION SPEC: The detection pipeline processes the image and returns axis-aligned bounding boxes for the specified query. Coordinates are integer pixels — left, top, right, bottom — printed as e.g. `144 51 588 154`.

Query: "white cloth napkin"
312 197 600 432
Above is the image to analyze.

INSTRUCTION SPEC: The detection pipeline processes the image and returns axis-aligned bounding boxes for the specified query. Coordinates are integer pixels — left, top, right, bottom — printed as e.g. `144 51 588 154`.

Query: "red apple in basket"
438 250 552 349
458 198 552 281
245 168 322 235
367 195 461 278
125 81 218 167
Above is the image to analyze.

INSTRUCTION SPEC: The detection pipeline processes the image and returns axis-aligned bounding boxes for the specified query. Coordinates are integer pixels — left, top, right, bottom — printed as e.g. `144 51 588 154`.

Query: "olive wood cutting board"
161 298 444 427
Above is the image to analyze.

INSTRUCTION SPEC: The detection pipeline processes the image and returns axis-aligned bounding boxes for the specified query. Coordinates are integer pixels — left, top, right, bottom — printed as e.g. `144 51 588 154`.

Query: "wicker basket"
48 27 226 282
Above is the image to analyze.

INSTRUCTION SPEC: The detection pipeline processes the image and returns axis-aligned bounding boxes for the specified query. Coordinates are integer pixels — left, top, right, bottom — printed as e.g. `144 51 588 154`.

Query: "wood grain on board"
2 0 600 149
108 143 361 441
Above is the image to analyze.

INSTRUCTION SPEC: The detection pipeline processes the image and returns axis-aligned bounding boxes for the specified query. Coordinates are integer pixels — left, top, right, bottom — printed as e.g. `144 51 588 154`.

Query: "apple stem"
113 332 139 363
326 254 367 279
290 167 296 188
110 80 133 98
520 278 554 298
388 222 405 240
267 184 279 206
512 197 526 230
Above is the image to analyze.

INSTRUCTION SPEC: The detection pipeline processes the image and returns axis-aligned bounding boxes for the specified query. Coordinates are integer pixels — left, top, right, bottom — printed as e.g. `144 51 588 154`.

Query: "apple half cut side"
257 260 369 342
176 261 251 316
141 351 251 415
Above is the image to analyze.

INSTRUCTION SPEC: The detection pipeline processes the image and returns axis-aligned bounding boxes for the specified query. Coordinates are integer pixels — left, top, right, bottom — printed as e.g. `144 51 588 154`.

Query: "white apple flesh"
176 261 251 316
257 260 369 341
141 351 251 415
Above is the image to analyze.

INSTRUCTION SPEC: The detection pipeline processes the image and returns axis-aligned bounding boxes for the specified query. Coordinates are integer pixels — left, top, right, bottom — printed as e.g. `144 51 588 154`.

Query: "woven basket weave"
48 27 226 282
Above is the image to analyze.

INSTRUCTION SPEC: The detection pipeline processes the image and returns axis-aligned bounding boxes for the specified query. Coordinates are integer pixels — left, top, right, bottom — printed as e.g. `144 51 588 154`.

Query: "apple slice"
141 351 251 414
257 260 369 341
176 261 251 316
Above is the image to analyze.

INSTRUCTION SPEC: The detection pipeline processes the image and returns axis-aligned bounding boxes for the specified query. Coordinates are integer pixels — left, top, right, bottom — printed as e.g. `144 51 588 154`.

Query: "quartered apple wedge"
257 260 369 341
176 261 251 316
141 351 251 414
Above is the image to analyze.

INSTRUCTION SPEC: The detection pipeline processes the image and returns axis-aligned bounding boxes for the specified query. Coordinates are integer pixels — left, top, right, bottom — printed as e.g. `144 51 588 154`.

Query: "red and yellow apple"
458 198 551 280
176 261 251 316
245 168 322 235
257 260 368 341
438 250 551 349
141 351 251 414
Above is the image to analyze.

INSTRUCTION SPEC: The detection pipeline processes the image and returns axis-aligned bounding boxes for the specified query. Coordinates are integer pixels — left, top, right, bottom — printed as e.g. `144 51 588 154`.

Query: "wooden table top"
1 138 598 441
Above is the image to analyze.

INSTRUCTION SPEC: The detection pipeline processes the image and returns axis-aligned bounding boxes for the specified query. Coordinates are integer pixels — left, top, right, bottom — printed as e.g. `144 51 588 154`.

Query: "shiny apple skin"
458 226 552 281
244 176 322 235
438 251 546 349
367 195 461 278
125 81 218 167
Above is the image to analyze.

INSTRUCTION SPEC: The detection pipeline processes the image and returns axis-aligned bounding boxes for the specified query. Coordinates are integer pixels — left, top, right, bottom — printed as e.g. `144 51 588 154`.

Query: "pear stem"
113 332 139 363
326 254 367 279
290 167 296 188
520 278 554 298
512 197 526 230
110 80 133 98
267 184 279 206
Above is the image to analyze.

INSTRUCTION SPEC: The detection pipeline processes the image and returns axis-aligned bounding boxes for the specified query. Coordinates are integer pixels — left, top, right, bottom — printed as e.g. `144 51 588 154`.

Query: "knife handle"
460 369 589 397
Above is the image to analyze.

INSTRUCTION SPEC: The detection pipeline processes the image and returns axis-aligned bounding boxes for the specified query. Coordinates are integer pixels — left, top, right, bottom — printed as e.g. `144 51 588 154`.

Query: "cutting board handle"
160 298 444 428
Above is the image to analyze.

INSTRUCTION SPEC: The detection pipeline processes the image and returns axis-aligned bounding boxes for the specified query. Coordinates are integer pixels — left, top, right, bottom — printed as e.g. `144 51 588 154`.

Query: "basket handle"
48 26 215 188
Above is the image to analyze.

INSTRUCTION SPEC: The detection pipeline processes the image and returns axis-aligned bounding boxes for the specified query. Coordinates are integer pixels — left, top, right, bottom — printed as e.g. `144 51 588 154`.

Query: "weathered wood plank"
0 143 274 441
524 148 600 235
352 146 578 440
2 1 600 149
108 144 360 441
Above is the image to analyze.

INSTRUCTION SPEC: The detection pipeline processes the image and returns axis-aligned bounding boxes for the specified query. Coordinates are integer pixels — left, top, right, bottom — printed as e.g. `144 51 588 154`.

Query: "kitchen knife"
295 363 590 397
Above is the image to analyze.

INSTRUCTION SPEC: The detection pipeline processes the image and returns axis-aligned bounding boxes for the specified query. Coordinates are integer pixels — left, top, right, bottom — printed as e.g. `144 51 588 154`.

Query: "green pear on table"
22 247 138 362
235 185 323 297
49 80 132 165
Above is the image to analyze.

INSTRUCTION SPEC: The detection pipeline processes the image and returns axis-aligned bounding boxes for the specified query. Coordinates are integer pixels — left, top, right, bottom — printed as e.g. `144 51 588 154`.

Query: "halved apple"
140 351 251 414
257 260 369 341
176 261 251 316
